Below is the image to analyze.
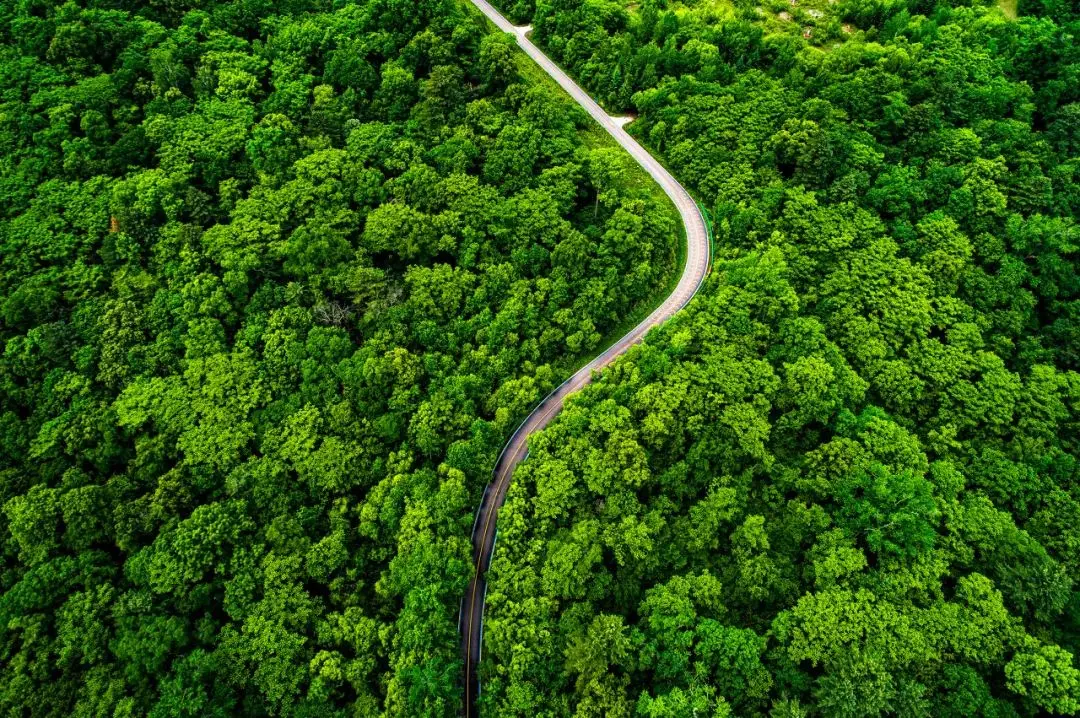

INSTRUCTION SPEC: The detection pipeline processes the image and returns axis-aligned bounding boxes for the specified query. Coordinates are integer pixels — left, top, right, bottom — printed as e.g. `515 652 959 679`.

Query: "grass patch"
673 0 737 22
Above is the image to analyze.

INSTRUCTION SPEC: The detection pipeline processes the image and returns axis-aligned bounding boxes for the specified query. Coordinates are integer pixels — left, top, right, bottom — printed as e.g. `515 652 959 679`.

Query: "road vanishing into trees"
459 1 711 715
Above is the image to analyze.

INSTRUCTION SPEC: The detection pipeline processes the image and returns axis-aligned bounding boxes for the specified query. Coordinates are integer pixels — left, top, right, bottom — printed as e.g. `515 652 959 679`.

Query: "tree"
1005 642 1080 715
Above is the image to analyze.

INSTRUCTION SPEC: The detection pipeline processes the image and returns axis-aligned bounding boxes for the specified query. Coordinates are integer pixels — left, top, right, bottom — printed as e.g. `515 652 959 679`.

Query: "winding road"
459 2 711 715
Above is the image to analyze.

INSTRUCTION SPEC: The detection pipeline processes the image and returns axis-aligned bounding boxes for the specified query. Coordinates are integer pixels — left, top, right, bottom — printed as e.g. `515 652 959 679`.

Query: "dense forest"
4 0 1080 712
0 0 680 714
481 0 1080 715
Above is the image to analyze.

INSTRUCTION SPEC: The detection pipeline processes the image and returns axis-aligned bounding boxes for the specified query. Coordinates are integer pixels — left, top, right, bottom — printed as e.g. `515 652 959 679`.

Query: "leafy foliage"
482 0 1080 714
0 0 678 714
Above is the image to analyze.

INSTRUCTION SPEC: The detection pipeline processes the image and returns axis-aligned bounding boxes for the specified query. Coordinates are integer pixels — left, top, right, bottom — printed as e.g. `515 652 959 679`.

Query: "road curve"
459 2 711 715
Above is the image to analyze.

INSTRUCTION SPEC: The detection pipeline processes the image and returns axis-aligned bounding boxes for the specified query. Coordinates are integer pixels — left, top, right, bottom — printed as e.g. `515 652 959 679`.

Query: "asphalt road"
459 2 711 714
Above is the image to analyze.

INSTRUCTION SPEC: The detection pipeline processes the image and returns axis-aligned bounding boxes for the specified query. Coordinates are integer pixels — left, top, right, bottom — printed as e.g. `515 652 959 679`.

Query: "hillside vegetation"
481 0 1080 715
0 0 679 714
